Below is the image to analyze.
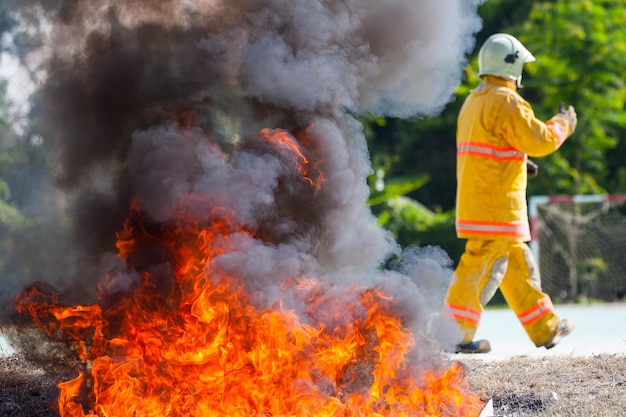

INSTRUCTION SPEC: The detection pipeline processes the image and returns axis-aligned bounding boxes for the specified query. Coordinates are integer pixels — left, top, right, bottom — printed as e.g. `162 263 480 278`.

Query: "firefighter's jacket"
455 75 574 241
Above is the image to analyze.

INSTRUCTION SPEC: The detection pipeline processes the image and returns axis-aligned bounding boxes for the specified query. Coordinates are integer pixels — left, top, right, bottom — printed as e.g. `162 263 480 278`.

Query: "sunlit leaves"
521 0 626 195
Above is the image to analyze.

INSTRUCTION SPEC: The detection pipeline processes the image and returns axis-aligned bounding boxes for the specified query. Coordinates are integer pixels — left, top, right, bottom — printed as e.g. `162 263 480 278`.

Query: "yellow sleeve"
496 95 572 157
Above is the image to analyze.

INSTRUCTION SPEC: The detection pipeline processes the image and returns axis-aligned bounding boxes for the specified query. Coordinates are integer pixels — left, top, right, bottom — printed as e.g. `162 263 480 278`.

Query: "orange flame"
15 128 484 417
259 127 326 190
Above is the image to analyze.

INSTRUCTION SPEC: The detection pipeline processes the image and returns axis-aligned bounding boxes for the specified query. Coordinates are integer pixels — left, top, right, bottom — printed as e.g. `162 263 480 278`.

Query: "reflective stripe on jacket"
455 76 574 241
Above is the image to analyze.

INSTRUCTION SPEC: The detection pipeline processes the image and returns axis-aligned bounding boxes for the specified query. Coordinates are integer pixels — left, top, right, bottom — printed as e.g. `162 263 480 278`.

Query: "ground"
462 354 626 416
1 353 625 416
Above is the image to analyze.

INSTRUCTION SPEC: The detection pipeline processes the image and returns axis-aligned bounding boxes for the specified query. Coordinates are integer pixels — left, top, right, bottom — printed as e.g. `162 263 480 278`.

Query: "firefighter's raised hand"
558 102 577 132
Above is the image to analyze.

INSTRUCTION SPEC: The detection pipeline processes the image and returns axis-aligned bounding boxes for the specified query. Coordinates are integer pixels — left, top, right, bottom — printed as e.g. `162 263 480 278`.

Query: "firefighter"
443 33 577 353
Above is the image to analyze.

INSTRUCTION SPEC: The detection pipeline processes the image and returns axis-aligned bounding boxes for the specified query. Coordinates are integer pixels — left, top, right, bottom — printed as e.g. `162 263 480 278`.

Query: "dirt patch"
2 353 625 416
0 355 64 417
462 354 626 416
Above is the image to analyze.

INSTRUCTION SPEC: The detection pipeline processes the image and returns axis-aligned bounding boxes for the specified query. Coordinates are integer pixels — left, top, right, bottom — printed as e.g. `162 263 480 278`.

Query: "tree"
519 0 626 196
0 6 74 313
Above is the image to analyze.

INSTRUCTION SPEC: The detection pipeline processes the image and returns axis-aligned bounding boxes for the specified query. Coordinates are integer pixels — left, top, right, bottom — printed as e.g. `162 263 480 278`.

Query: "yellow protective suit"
444 75 575 347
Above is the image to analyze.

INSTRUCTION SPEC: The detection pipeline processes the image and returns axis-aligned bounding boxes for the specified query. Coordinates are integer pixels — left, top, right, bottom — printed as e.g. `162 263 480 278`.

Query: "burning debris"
2 0 485 415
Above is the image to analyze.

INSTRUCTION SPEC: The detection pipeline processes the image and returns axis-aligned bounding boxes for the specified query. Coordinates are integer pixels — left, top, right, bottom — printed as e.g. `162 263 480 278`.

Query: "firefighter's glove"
558 102 577 132
527 159 539 177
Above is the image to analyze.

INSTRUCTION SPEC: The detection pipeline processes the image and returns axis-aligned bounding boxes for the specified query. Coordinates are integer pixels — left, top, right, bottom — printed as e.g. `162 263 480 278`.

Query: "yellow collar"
480 75 517 90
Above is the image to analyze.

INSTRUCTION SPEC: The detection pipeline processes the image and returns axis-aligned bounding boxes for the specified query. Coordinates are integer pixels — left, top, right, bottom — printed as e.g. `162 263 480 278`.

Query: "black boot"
456 339 491 353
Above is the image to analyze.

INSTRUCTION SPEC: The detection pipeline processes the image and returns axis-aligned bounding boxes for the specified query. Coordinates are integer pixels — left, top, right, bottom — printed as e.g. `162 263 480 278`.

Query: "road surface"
465 303 626 360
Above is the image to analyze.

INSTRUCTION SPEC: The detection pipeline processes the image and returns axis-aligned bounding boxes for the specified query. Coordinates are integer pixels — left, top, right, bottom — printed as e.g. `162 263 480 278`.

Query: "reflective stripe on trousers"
443 239 561 346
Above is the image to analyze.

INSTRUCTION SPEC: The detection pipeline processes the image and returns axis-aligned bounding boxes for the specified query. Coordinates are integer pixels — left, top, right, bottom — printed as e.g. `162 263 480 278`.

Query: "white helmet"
478 33 535 86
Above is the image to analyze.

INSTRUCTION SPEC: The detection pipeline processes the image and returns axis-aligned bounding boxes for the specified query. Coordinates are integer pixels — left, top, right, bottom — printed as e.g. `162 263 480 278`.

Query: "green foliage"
361 110 460 212
521 0 626 195
577 256 608 300
0 189 27 228
0 44 66 294
367 174 430 206
0 81 26 228
374 196 465 264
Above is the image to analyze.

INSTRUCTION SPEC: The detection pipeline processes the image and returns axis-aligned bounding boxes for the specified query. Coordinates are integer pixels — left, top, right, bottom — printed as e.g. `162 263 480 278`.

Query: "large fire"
15 128 484 416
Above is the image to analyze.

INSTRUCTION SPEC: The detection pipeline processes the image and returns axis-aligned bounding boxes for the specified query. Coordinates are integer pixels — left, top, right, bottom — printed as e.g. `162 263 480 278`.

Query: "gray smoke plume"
1 0 481 355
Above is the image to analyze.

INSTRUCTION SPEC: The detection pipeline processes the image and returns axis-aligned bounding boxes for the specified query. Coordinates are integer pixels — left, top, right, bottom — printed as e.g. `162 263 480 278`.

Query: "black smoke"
1 0 482 353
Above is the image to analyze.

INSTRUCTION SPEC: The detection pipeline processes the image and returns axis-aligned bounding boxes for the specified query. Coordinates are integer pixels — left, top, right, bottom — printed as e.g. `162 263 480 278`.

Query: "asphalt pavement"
465 303 626 360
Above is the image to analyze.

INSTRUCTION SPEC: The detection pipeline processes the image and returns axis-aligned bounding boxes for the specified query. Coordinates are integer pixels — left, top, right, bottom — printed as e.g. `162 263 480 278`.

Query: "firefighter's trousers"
443 239 560 346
